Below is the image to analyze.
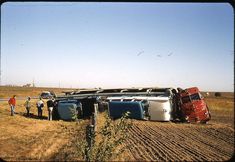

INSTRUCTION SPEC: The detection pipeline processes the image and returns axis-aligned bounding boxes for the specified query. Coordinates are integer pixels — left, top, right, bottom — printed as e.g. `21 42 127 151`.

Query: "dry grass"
205 97 234 110
201 91 234 98
204 97 234 127
0 98 88 161
0 86 74 98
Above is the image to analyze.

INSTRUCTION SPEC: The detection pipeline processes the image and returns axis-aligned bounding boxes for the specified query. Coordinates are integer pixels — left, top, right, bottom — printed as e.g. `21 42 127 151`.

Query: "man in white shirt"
36 97 44 119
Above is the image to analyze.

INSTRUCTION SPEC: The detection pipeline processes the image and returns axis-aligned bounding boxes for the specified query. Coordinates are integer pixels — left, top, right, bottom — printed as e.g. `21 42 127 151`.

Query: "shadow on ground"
21 112 48 120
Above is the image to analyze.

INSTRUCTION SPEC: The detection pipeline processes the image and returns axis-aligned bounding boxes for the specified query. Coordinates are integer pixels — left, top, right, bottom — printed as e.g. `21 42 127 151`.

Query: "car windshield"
41 93 50 96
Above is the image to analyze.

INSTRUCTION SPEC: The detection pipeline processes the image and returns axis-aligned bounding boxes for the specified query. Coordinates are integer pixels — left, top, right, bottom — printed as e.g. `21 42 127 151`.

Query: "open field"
0 99 88 161
0 87 234 161
0 86 74 98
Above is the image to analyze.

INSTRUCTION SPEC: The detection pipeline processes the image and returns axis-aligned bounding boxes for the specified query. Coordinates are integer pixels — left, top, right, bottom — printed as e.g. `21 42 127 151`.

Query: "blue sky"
1 2 234 91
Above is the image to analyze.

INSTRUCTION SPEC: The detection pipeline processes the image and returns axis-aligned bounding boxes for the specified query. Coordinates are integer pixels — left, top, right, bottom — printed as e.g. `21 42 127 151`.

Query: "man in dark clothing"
171 89 178 121
24 96 32 117
172 88 185 122
47 97 55 121
177 87 183 93
176 87 184 121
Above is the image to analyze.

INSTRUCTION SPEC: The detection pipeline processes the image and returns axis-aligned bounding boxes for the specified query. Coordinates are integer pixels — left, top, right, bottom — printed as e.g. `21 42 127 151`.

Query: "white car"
40 91 55 99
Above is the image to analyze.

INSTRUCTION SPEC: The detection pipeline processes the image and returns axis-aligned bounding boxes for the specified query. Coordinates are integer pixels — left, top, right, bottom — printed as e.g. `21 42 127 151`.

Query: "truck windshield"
181 96 190 104
181 93 201 104
190 93 200 101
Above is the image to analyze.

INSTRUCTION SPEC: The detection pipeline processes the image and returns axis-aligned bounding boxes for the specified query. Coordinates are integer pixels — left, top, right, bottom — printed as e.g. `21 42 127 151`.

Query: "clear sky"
1 2 234 92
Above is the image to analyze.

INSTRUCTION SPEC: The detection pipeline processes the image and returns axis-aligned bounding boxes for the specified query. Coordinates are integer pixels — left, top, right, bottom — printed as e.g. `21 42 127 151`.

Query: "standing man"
171 89 178 121
36 97 44 119
177 87 184 122
24 96 32 117
8 95 16 116
47 97 54 121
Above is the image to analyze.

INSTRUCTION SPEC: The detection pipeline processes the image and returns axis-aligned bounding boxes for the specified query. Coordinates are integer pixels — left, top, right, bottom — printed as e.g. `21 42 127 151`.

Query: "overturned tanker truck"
53 87 211 123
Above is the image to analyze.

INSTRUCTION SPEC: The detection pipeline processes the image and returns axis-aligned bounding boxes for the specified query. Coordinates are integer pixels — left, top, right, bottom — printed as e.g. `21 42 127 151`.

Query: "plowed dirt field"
126 121 234 161
123 97 234 161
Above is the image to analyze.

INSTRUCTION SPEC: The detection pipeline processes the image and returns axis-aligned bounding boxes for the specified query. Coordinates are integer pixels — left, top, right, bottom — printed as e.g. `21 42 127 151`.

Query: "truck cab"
179 87 211 123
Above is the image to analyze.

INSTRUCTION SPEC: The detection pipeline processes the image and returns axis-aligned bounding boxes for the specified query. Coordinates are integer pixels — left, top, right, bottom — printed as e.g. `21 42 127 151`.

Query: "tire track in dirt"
140 122 211 161
126 131 155 161
172 125 234 159
140 123 196 161
127 128 154 161
127 121 234 161
157 125 220 159
126 136 152 160
129 125 179 161
134 122 194 160
200 126 234 144
154 123 233 161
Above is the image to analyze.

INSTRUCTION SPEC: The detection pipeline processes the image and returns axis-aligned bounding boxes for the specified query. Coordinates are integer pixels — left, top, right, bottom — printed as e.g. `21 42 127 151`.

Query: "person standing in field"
24 96 32 117
36 97 44 119
177 87 184 122
8 95 16 116
171 89 178 121
47 97 55 121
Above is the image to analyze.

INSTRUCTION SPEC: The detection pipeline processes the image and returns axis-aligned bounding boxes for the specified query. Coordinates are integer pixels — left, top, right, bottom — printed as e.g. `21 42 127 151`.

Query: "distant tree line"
214 92 222 97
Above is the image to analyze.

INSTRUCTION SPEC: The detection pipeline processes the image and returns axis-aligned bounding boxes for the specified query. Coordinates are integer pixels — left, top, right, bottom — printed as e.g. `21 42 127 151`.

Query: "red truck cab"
179 87 211 123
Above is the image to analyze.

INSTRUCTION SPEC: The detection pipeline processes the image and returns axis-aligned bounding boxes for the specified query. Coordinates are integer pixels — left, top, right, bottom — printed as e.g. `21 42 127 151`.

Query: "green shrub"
76 111 132 161
69 107 78 121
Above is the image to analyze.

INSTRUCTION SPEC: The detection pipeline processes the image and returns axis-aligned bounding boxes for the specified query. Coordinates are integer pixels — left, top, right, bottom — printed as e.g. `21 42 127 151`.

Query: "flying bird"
137 50 144 56
168 52 173 56
156 54 162 57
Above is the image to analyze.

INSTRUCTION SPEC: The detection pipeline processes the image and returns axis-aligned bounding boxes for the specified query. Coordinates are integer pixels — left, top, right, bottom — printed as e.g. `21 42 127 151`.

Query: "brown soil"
125 120 234 161
123 97 234 161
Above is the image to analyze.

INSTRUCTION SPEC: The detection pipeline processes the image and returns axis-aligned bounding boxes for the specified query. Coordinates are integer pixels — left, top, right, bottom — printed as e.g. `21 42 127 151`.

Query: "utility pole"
32 78 35 87
0 69 1 86
0 50 1 86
